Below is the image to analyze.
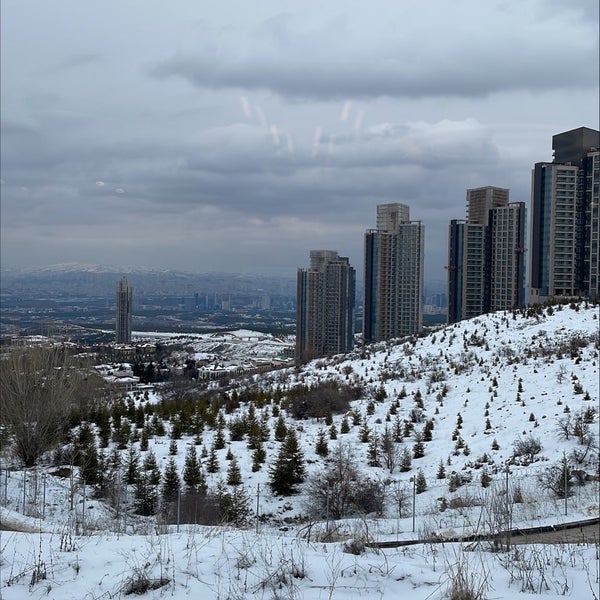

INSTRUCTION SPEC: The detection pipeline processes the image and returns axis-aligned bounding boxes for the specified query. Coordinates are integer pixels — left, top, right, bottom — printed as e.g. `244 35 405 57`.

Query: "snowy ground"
1 524 598 599
1 303 599 598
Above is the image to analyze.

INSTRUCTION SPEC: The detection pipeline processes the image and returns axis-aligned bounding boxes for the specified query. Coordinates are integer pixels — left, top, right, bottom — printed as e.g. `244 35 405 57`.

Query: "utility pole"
42 474 47 520
563 452 568 517
505 464 511 550
411 476 416 533
326 486 330 534
256 484 260 534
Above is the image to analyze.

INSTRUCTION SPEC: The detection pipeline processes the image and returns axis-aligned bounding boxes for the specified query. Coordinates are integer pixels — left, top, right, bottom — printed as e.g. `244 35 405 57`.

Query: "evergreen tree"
134 473 158 516
553 457 574 499
74 423 101 485
125 445 140 485
101 447 123 509
183 446 202 489
393 416 403 442
169 439 178 455
315 429 329 457
142 450 161 486
414 389 423 409
269 429 306 496
252 440 266 472
274 415 288 441
448 473 461 492
436 459 446 479
161 457 180 503
359 421 370 443
214 425 226 450
399 447 412 472
206 444 220 474
139 427 150 451
413 438 425 459
423 419 434 442
227 455 242 486
415 469 427 494
170 416 183 440
340 417 350 434
480 469 492 488
367 435 381 467
215 480 252 526
259 410 271 442
152 415 166 436
329 424 338 440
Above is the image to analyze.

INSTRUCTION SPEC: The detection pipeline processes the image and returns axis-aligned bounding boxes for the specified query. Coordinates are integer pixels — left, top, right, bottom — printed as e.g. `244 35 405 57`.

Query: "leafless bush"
512 436 543 465
445 555 489 600
304 442 385 519
0 347 93 466
391 482 412 518
499 546 570 595
123 571 170 595
284 382 363 419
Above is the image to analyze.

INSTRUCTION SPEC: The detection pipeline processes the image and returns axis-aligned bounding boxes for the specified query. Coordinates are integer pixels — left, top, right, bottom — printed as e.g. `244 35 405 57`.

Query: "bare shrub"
445 555 489 600
304 442 385 519
512 436 543 465
0 347 95 466
285 382 363 419
123 572 170 595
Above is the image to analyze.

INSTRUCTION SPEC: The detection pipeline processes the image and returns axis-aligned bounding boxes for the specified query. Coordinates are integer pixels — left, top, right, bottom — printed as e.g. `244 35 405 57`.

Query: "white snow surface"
1 303 599 599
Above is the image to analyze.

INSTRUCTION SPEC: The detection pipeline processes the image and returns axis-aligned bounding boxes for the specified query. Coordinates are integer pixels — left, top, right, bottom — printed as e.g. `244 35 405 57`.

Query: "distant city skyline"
1 1 598 283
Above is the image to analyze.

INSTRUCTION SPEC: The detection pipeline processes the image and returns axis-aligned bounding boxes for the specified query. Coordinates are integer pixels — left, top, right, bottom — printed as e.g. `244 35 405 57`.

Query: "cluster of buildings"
296 126 600 361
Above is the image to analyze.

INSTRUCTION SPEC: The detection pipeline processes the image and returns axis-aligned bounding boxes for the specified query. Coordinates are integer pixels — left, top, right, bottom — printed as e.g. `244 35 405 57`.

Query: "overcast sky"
1 0 598 286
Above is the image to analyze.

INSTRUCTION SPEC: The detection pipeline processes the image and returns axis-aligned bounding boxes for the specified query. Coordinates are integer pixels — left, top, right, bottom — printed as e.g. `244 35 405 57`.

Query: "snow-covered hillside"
1 302 598 599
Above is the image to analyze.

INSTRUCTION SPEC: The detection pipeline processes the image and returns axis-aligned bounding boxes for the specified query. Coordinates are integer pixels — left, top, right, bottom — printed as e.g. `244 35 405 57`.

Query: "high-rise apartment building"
296 250 356 362
530 127 600 302
115 277 133 344
447 187 526 323
364 203 424 343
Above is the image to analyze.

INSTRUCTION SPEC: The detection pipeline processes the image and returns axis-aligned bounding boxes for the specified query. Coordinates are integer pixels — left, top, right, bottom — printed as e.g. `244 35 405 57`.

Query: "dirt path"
369 518 600 549
510 523 599 545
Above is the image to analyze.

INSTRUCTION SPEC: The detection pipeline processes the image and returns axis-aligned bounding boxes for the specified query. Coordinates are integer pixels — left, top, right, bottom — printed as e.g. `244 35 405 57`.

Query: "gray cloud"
1 0 598 282
151 5 597 100
50 52 103 72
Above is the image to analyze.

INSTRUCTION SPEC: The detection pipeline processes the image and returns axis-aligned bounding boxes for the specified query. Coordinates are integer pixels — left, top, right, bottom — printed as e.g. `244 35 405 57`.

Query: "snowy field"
1 302 599 599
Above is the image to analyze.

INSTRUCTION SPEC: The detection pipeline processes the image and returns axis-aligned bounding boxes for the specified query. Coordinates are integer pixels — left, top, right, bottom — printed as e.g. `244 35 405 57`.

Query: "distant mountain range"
0 264 297 297
1 264 447 298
